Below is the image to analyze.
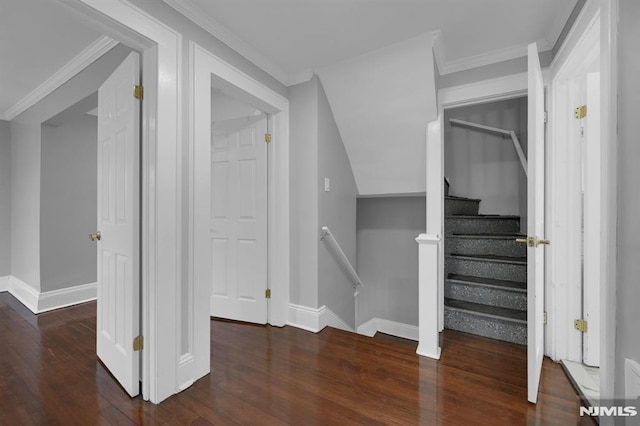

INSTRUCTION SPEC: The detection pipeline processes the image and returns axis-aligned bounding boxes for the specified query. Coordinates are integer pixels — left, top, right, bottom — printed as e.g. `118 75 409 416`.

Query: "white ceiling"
0 0 103 118
165 0 578 85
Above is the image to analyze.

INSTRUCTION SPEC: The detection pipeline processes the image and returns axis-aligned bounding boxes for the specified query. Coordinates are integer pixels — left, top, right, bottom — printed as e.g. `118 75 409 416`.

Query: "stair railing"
449 118 528 177
320 226 363 297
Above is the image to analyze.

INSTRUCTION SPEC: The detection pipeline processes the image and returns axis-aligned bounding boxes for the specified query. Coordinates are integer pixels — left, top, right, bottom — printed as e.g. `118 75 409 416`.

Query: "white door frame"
60 0 183 404
545 0 618 402
426 0 618 403
189 43 290 362
545 12 601 364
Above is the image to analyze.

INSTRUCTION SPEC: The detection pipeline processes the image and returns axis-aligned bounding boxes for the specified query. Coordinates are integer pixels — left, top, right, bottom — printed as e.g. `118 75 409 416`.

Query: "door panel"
210 117 268 324
527 42 546 404
96 52 141 397
583 72 601 367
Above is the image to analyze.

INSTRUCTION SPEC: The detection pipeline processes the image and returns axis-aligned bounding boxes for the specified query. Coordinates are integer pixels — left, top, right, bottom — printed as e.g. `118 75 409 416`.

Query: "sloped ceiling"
317 34 437 195
0 0 103 117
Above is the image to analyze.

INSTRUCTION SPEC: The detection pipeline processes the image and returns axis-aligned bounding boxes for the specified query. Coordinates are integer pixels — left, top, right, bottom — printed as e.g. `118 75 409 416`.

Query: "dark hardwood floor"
0 292 592 425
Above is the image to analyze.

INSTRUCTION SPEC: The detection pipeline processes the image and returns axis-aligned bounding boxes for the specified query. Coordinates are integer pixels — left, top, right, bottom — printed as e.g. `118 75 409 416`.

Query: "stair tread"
447 274 526 291
445 195 481 202
445 298 527 323
447 253 527 265
450 233 525 239
446 214 520 219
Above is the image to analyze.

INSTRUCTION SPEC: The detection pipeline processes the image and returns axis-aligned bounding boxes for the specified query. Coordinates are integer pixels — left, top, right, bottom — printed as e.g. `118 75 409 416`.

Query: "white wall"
616 0 640 399
317 79 358 328
40 114 97 292
318 33 437 196
9 120 41 290
356 196 425 327
444 98 527 217
289 77 319 309
0 120 11 277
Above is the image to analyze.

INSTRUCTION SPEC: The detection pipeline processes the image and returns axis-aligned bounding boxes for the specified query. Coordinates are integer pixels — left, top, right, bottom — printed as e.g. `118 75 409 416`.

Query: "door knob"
89 231 101 241
536 237 550 246
515 236 549 247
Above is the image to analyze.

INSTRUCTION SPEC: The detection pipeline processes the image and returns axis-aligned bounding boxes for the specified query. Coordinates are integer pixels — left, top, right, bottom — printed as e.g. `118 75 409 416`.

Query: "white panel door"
96 52 141 397
583 72 601 367
527 43 547 404
210 117 268 324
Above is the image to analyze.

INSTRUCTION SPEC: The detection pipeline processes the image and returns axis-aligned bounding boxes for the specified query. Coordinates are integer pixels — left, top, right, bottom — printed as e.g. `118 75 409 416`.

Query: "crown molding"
433 31 552 76
163 0 296 86
0 35 118 121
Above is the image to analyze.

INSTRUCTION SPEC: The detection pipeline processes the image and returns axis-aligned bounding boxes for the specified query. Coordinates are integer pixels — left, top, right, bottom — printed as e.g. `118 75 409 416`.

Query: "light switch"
324 177 330 192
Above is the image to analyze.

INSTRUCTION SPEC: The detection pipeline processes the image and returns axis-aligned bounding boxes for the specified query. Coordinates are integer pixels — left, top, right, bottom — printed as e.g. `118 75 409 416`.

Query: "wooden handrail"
320 226 363 296
449 118 528 177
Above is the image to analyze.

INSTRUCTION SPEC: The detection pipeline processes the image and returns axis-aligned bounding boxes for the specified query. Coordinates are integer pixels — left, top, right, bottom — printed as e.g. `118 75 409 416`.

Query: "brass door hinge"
574 319 588 332
543 312 547 324
265 288 271 299
574 105 587 119
134 85 144 100
265 133 272 144
133 335 144 351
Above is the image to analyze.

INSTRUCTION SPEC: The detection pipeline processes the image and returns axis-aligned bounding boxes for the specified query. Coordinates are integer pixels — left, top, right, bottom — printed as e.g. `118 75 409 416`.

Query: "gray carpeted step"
444 298 527 345
445 196 481 216
446 233 526 257
445 215 520 235
445 254 527 282
445 274 526 310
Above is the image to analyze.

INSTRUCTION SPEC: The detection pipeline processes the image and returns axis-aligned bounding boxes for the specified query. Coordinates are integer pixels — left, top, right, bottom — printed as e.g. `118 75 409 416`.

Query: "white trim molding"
625 359 640 399
0 35 118 121
163 0 290 86
190 41 290 389
38 282 97 313
0 276 10 292
357 318 419 341
7 276 40 313
439 72 528 109
2 276 96 314
287 303 354 333
432 29 552 76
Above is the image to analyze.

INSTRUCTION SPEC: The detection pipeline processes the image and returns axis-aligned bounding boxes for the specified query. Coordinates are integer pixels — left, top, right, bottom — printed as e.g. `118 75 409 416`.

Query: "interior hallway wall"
444 98 527 219
317 79 357 329
0 120 11 277
356 196 425 327
289 77 319 309
40 114 97 292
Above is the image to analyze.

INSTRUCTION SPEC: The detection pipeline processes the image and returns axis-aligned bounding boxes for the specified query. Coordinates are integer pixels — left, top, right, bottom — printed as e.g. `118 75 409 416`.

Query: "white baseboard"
3 276 97 314
625 358 640 399
0 276 10 292
357 318 419 342
9 276 40 313
287 303 355 333
38 282 97 313
319 306 354 333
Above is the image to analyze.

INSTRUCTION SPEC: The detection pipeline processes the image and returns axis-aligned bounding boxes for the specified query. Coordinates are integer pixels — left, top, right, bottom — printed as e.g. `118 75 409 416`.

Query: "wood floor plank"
0 293 591 425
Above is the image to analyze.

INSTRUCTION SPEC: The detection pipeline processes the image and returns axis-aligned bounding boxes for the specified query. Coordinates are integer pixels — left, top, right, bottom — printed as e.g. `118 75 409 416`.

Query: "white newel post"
415 233 442 359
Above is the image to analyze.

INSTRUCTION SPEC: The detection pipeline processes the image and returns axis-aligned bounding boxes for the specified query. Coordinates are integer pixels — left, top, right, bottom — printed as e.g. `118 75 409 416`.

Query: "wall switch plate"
324 178 330 192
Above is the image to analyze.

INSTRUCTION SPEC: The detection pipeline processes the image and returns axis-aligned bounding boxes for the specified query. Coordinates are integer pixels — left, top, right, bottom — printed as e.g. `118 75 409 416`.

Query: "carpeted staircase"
444 194 527 345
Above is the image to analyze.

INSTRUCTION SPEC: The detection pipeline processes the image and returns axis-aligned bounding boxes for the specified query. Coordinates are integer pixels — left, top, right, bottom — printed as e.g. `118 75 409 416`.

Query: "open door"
526 43 547 404
95 51 141 397
210 115 268 324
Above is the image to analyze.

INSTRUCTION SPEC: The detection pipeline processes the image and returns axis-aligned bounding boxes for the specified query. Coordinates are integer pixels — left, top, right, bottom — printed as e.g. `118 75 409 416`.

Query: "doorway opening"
209 88 269 324
548 18 602 406
442 97 529 345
